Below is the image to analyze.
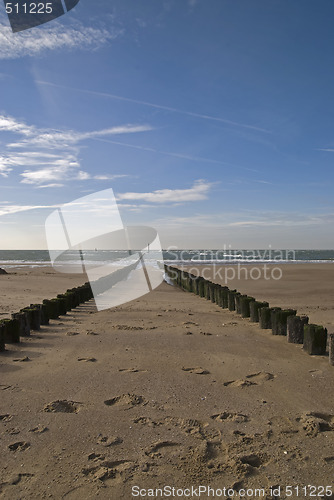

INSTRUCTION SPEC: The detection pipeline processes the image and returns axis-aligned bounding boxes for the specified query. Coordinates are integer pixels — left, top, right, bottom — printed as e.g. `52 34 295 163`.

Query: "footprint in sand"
7 428 20 435
8 441 30 452
66 332 80 336
246 372 275 383
104 393 146 408
223 379 257 388
211 412 249 423
88 452 105 461
224 372 275 387
29 425 48 433
0 414 13 422
97 434 123 447
13 356 30 362
145 440 180 457
82 459 133 482
182 367 210 375
77 357 97 362
86 331 99 336
43 400 82 413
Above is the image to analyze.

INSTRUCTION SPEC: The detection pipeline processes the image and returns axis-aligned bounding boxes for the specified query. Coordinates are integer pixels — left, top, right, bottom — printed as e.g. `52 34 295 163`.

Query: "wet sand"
0 266 333 499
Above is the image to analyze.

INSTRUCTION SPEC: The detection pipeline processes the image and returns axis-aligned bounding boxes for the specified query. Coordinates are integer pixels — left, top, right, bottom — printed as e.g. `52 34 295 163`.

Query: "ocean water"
0 249 334 269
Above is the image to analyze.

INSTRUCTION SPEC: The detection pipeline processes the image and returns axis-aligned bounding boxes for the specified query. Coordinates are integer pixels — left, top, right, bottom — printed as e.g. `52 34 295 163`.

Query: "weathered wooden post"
67 288 80 308
220 286 229 308
206 281 215 301
189 274 197 294
58 293 72 312
210 282 216 301
228 290 237 311
40 303 49 325
250 301 269 322
202 279 210 300
12 311 30 336
287 315 309 344
2 318 20 343
240 296 255 318
43 299 59 320
259 307 272 329
329 333 334 366
176 269 182 287
303 324 327 355
0 322 5 352
235 293 244 314
214 285 228 308
29 305 42 329
272 309 296 336
197 277 205 297
55 296 67 316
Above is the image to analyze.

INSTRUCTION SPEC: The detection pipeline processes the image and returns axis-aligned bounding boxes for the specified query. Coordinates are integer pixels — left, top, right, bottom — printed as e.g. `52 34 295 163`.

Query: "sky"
0 0 334 249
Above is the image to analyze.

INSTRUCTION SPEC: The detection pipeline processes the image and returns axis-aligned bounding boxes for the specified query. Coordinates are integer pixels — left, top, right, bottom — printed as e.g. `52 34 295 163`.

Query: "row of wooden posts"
164 265 334 366
0 282 93 352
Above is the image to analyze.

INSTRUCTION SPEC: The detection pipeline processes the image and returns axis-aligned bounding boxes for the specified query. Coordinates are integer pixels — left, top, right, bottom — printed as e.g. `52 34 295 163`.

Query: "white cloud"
0 113 152 186
0 203 57 216
117 180 212 204
9 124 153 149
0 15 121 60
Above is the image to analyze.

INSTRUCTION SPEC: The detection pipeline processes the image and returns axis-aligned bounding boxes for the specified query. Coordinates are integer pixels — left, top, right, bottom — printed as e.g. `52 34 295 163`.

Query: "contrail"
36 80 271 134
92 137 260 172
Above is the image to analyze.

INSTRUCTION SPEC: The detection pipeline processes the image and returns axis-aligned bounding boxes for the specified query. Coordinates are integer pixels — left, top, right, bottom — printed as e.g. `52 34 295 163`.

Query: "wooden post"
235 293 244 314
40 303 49 325
43 299 59 320
272 309 296 336
220 286 229 308
56 297 67 316
303 324 327 355
228 290 237 311
214 285 228 308
203 280 210 300
287 315 309 344
58 294 72 312
250 301 269 322
206 282 215 301
259 307 272 329
12 311 30 336
0 322 5 352
189 274 197 294
2 318 20 343
329 333 334 366
198 277 205 297
240 296 255 318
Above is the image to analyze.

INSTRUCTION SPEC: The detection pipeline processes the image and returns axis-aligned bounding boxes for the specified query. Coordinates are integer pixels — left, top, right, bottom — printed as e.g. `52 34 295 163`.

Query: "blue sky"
1 0 334 249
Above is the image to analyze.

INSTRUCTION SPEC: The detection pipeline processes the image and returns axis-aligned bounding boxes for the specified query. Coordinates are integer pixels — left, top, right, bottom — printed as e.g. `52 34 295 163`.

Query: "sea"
0 249 334 269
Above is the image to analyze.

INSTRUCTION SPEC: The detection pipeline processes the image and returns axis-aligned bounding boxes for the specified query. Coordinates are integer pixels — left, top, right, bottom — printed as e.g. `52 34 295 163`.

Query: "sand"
0 265 333 499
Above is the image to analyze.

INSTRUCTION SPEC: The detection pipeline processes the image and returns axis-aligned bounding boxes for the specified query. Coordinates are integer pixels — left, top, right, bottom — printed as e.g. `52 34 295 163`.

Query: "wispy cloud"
0 14 121 59
8 123 152 149
0 113 151 187
36 80 271 134
0 203 58 217
117 179 212 204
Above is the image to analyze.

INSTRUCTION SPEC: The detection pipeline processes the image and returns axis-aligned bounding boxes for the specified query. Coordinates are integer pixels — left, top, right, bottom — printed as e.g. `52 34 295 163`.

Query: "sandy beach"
0 265 333 499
